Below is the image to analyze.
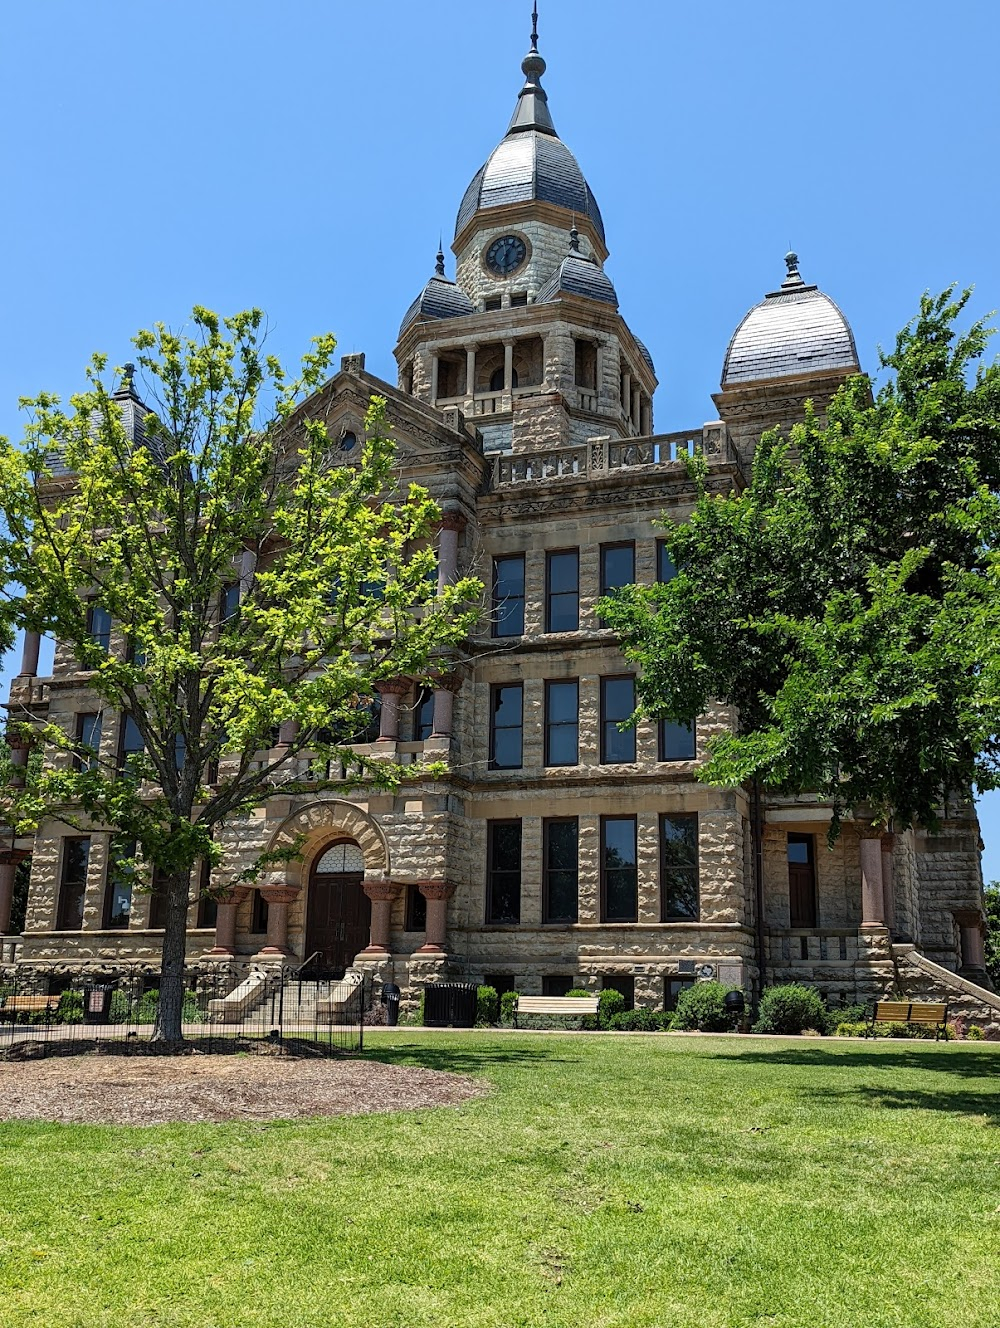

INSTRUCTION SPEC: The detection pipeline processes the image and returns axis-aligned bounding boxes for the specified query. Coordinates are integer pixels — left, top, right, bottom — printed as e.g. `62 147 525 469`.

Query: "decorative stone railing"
491 422 736 488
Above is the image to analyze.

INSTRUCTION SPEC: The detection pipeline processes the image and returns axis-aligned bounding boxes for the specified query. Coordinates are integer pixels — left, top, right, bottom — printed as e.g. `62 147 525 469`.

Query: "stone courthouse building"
1 15 996 1018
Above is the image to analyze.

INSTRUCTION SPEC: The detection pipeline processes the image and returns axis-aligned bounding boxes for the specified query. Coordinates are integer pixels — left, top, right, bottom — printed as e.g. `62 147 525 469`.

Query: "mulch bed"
0 1053 488 1126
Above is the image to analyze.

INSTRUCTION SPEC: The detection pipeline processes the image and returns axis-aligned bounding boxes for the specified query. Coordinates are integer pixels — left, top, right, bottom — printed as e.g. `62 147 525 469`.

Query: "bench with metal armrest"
513 995 600 1028
866 1000 948 1040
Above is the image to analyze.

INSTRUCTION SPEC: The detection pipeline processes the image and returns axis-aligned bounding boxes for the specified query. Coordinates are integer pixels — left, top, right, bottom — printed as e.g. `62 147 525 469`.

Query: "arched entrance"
305 840 371 975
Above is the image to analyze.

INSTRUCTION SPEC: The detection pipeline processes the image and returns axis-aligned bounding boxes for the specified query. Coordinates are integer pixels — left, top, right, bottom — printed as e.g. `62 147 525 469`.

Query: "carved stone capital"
374 679 410 697
437 511 467 534
431 671 463 693
417 880 457 902
363 879 402 903
217 886 252 907
259 885 300 906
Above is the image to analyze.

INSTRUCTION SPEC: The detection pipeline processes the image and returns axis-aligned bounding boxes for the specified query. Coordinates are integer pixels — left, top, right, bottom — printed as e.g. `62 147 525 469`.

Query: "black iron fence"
0 963 365 1059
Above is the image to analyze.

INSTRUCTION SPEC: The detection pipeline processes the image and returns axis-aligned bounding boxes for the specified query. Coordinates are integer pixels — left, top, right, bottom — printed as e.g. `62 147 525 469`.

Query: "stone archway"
305 839 371 974
266 800 390 888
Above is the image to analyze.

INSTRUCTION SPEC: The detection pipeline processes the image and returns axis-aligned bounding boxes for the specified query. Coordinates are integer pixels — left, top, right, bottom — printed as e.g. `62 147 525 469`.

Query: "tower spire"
506 2 556 137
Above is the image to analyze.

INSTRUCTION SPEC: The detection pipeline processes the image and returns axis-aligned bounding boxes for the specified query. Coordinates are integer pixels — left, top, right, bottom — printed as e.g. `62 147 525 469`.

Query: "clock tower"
394 6 656 453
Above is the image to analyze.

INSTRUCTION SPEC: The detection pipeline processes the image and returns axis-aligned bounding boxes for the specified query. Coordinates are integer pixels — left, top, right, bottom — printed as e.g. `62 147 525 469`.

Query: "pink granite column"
417 880 457 954
430 673 461 739
859 832 886 928
374 681 408 743
19 631 41 677
258 885 299 956
0 863 15 935
207 886 251 956
361 879 401 954
8 742 29 789
880 834 896 935
277 719 299 747
436 513 466 593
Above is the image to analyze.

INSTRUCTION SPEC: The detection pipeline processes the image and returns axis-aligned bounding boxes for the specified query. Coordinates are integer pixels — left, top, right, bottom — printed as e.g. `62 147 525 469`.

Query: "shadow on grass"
806 1082 1000 1123
712 1043 1000 1081
359 1039 578 1075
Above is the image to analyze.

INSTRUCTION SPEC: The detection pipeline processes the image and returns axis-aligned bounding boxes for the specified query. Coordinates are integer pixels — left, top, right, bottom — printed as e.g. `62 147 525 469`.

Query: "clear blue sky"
2 0 998 872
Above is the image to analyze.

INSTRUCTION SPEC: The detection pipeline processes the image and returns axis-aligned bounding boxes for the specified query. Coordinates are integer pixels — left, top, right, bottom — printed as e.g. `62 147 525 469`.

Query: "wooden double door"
305 869 371 976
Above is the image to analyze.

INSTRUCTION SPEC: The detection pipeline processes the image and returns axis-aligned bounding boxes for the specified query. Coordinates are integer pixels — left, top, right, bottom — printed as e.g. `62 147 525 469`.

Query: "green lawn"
1 1034 998 1328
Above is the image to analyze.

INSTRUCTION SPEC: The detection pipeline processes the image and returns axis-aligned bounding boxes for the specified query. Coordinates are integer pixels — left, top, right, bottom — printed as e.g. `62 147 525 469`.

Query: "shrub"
823 1003 868 1036
598 988 626 1023
565 989 591 999
55 990 83 1024
607 1009 672 1033
753 983 827 1035
500 990 519 1026
968 1024 984 1040
835 1021 869 1038
476 985 499 1027
672 981 739 1033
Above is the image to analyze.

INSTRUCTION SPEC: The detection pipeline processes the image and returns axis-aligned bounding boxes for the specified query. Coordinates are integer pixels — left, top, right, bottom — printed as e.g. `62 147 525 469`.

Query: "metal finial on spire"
123 362 135 385
569 226 581 253
435 240 445 277
781 250 804 289
531 1 539 51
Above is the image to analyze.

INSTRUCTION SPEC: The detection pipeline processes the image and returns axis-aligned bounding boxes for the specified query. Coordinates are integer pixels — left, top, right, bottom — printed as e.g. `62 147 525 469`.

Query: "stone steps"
892 944 1000 1026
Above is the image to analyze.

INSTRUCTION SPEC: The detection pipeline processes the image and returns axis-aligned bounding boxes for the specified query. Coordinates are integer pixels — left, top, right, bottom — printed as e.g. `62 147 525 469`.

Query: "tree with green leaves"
985 882 1000 989
0 307 481 1039
598 288 1000 837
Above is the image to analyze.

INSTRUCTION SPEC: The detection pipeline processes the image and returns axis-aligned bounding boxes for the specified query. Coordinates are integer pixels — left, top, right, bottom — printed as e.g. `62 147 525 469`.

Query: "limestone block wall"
913 819 985 968
456 218 598 308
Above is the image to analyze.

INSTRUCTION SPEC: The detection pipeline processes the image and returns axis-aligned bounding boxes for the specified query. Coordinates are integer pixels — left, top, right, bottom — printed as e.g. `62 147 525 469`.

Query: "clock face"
485 234 527 276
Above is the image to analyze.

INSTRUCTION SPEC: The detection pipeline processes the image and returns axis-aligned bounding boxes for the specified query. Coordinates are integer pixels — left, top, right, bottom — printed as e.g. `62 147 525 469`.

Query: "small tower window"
484 297 502 313
510 292 528 307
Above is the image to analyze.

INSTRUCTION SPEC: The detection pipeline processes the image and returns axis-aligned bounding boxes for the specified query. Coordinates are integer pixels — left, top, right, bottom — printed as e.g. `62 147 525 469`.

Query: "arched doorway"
305 840 371 975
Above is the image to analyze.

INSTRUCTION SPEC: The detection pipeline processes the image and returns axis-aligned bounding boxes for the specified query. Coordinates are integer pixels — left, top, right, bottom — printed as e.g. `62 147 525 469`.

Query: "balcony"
490 422 737 489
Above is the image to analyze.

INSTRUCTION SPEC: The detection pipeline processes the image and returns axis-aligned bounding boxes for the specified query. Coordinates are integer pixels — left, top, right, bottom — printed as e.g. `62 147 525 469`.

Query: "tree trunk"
153 870 192 1042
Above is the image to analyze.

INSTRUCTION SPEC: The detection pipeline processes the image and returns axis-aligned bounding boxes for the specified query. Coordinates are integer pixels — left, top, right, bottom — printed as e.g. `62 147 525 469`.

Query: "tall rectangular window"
544 680 579 766
656 540 677 583
57 837 90 930
86 603 112 652
600 542 635 594
493 555 525 637
104 838 135 930
196 858 218 929
148 869 168 929
220 582 240 621
601 816 638 922
601 676 636 763
486 820 522 924
661 814 700 921
405 883 428 932
489 684 523 769
413 686 435 741
543 819 579 923
787 833 817 928
74 712 102 772
118 714 144 771
546 550 579 632
659 719 696 761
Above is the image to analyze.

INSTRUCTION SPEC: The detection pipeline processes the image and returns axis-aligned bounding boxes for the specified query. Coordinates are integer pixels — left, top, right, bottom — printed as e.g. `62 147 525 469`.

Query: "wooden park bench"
0 994 60 1022
866 1000 949 1040
513 995 600 1028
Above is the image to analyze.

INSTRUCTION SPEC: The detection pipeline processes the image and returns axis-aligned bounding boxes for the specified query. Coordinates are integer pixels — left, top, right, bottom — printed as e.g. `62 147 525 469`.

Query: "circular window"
340 430 357 453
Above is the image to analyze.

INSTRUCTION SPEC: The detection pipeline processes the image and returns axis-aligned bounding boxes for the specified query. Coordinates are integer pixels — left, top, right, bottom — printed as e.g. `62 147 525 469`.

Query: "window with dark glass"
74 712 102 772
656 540 677 583
57 837 90 930
661 814 700 920
492 555 525 637
118 714 144 770
486 820 522 924
659 719 696 762
664 977 695 1011
600 542 635 595
251 889 269 935
787 833 818 928
601 676 636 763
359 695 381 744
545 550 579 632
405 884 427 932
543 819 579 923
602 975 635 1009
86 603 112 652
104 838 135 930
413 687 435 741
542 975 574 997
601 816 638 922
489 684 523 770
220 582 240 621
197 858 218 929
544 681 578 766
485 973 517 996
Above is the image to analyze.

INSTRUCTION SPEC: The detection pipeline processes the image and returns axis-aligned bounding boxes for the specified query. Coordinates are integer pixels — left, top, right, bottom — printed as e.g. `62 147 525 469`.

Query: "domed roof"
535 230 618 306
722 254 859 387
454 22 605 245
399 249 475 339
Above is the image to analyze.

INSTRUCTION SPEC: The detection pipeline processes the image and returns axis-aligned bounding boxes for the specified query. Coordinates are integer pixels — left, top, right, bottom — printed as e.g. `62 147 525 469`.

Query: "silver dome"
722 256 859 387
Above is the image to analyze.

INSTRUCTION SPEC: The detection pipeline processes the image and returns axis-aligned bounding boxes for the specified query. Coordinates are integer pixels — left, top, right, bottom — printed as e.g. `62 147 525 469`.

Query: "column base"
359 943 390 956
254 946 293 959
415 942 446 955
205 946 236 958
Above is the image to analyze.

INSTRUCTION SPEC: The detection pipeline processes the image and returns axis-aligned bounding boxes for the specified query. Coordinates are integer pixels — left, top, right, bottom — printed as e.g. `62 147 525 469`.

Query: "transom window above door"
315 842 365 874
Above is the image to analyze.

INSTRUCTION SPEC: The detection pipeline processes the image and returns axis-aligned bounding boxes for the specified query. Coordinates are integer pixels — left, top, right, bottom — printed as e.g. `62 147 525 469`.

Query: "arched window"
489 367 518 392
315 841 365 874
